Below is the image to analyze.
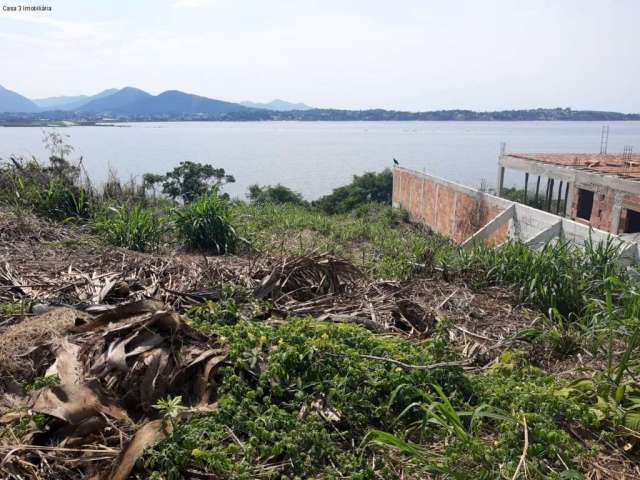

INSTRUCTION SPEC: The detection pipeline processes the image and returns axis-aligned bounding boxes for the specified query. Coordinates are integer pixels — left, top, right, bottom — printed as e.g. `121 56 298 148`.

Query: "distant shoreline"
1 106 639 125
3 118 640 128
0 122 124 128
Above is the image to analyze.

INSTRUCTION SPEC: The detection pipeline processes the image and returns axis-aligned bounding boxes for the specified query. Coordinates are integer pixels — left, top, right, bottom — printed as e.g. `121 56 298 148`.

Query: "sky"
1 0 639 112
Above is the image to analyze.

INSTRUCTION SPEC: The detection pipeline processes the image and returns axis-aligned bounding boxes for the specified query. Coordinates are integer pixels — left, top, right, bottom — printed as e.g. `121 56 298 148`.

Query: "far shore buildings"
497 152 640 241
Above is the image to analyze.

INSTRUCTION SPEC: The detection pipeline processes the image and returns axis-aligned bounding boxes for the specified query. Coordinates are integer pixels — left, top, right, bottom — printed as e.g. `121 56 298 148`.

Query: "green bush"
350 202 409 227
2 158 92 221
92 205 166 252
157 161 235 203
232 201 455 280
141 317 471 478
246 183 307 206
32 179 91 220
174 193 238 253
313 170 392 214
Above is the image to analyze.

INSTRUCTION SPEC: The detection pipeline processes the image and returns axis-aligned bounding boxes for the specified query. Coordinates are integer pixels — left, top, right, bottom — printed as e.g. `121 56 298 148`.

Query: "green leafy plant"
174 193 239 253
92 205 167 252
154 395 187 430
555 378 640 433
313 169 393 214
159 161 235 203
26 374 61 392
246 183 307 206
188 285 242 328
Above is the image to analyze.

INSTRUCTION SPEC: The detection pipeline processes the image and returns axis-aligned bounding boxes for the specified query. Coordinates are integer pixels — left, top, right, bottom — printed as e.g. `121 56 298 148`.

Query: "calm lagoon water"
1 121 639 199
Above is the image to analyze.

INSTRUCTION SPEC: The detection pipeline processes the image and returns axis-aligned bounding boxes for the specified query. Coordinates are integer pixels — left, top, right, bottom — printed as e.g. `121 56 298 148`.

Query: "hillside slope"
33 89 119 110
76 87 152 113
117 90 248 115
0 85 40 113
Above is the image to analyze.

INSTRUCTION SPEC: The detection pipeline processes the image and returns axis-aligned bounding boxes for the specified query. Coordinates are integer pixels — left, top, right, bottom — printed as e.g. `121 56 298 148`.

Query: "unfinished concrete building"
393 157 640 262
497 152 640 242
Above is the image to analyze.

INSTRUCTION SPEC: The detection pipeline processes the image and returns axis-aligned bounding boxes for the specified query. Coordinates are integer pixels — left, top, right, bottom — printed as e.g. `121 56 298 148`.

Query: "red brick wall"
617 194 640 233
393 169 509 244
569 185 640 233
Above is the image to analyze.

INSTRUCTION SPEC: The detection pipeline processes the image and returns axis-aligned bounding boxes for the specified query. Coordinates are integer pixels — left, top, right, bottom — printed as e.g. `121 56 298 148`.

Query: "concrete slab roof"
509 153 640 180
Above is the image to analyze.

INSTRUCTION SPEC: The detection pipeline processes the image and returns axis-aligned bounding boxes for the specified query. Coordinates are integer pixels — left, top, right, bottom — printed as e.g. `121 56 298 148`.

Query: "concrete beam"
500 155 640 197
619 242 639 263
461 204 515 247
525 220 562 249
500 155 574 183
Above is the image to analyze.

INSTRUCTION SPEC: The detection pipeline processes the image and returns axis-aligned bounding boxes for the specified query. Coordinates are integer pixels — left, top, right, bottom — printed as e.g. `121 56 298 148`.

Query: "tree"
313 169 392 214
143 173 165 197
160 161 235 203
41 130 80 185
246 184 307 206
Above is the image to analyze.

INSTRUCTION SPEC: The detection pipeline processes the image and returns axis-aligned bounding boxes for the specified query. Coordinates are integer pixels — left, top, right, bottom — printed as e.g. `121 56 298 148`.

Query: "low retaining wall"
392 167 640 262
393 167 511 243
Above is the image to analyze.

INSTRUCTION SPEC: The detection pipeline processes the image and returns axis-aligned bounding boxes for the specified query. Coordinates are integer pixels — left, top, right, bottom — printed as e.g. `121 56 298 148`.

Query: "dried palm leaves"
0 300 227 480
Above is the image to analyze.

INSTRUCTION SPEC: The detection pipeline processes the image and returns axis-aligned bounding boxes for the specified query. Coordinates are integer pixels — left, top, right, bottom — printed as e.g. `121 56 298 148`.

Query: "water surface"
1 121 638 199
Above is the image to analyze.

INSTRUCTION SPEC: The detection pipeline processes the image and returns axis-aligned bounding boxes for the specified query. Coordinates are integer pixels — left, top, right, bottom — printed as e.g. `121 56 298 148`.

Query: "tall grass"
174 193 238 253
2 158 92 221
91 205 167 252
459 237 627 321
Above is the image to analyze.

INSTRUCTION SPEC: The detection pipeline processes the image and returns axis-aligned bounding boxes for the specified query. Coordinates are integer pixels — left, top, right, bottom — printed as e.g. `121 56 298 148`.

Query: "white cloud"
1 7 116 40
171 0 216 8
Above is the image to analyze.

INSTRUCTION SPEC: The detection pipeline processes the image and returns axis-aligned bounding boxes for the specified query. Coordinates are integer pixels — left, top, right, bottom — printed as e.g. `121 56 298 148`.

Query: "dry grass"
0 307 87 387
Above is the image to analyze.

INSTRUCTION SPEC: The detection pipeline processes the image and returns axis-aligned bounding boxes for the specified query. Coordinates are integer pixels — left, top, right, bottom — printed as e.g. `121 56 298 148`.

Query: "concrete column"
563 183 570 216
610 191 625 234
565 183 574 219
544 179 552 211
556 181 563 214
497 166 505 197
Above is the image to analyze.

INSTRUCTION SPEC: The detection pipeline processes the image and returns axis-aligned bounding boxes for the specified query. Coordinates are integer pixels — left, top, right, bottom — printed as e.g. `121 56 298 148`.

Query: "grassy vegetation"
175 193 239 253
91 204 168 252
2 137 640 478
458 237 624 319
233 201 455 279
140 317 604 479
150 207 639 478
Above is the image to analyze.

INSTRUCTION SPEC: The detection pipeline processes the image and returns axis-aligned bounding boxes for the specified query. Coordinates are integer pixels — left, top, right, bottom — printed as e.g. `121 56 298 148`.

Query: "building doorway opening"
576 189 594 220
624 209 640 233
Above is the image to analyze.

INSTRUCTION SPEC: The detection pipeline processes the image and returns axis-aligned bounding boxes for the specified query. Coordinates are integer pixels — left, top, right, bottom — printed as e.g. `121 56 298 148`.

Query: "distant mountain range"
0 84 639 122
240 99 312 111
0 85 308 117
32 89 118 111
75 87 153 113
0 85 40 113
